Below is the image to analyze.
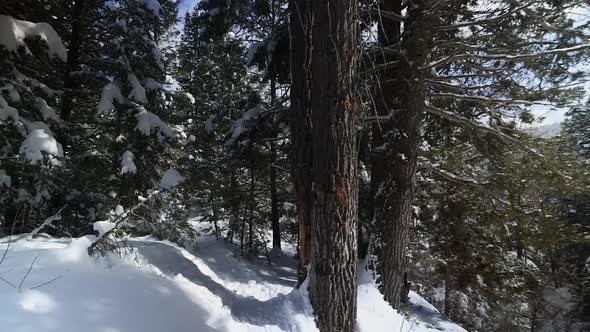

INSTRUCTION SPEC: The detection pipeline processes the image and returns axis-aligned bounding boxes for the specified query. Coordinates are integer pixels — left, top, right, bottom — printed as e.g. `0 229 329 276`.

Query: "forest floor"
0 218 466 332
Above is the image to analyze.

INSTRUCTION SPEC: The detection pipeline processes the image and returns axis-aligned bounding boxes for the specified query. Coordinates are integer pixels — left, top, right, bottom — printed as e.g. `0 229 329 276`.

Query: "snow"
0 95 19 123
160 168 185 190
135 107 174 138
1 83 21 102
93 221 116 237
0 15 67 61
35 98 60 122
114 205 125 216
0 218 468 332
128 74 147 103
357 268 467 332
120 150 137 174
143 78 160 91
246 41 265 65
97 83 124 115
0 169 11 188
140 0 162 16
19 129 63 164
184 92 195 104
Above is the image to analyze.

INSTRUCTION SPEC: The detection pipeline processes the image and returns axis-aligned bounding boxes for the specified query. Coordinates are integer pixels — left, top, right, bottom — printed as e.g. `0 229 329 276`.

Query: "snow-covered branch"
418 157 489 187
87 190 161 255
23 205 67 241
433 2 536 31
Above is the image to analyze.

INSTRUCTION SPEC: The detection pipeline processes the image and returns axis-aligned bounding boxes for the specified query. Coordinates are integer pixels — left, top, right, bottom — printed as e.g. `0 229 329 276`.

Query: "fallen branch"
23 205 67 241
87 190 161 255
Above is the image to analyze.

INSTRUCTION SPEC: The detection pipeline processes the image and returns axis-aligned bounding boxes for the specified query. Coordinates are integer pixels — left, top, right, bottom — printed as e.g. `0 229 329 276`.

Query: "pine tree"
289 0 361 330
365 0 590 308
0 9 67 235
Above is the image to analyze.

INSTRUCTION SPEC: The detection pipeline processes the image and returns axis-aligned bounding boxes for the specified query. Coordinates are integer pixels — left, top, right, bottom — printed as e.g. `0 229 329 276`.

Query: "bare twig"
18 256 37 289
0 275 16 289
30 275 63 290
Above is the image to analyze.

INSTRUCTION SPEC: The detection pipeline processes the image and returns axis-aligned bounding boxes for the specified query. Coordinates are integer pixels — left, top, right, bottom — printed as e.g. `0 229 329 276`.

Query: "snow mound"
0 15 67 61
0 221 467 332
128 74 147 103
140 0 162 16
36 98 61 122
135 107 174 138
97 83 124 115
0 95 19 123
94 221 116 237
120 150 138 174
19 129 63 163
160 168 185 190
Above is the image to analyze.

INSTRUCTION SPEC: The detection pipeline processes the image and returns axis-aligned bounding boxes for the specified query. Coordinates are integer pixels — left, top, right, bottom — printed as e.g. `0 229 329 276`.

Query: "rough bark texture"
377 0 433 308
368 0 402 265
289 0 313 283
307 0 360 331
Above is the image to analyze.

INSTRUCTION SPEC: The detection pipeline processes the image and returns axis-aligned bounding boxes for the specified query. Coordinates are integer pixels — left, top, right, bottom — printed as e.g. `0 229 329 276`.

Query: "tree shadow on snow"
132 241 308 332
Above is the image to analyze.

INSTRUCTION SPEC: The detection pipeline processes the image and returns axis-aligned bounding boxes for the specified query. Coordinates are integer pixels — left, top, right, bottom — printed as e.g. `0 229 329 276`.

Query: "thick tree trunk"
368 0 402 270
369 0 402 227
376 0 433 308
289 0 314 283
307 0 360 331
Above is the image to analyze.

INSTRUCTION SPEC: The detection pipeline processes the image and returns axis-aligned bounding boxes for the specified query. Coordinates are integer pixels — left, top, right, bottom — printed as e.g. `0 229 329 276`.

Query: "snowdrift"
0 222 466 332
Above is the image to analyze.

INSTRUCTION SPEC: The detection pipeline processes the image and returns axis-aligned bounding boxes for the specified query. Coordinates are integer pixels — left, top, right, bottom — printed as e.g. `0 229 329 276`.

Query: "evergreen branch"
433 1 536 31
418 157 489 187
424 44 590 69
429 92 552 106
87 189 162 255
365 7 406 22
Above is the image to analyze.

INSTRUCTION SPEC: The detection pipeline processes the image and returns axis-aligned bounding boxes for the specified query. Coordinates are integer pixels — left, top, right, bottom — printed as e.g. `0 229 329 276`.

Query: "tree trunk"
376 0 433 308
61 0 84 121
307 0 360 331
289 0 314 284
227 171 239 243
368 0 402 272
248 168 255 254
269 77 281 250
369 0 401 229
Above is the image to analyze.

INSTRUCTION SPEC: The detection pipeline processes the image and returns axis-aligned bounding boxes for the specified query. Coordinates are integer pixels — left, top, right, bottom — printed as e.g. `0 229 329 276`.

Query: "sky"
178 0 199 17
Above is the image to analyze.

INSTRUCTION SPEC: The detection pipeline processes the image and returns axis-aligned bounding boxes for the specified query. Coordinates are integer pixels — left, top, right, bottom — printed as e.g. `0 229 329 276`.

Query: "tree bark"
376 0 433 308
289 0 314 283
307 0 360 331
368 0 402 270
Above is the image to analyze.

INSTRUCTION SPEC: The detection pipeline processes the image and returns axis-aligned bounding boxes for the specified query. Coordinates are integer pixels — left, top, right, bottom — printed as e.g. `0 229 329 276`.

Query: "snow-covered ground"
0 220 466 332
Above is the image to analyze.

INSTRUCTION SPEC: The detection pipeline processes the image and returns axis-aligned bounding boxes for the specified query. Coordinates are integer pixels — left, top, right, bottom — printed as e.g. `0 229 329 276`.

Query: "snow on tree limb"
418 157 488 187
433 1 536 31
23 205 67 241
0 15 67 61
